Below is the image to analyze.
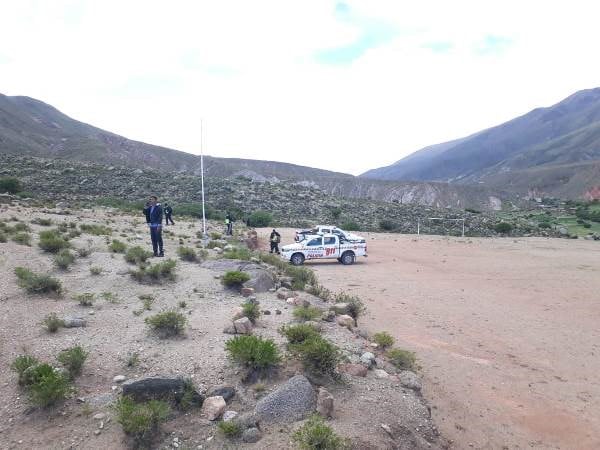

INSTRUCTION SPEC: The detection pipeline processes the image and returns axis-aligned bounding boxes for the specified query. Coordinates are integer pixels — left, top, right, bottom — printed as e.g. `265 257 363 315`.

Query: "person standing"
164 203 175 225
146 196 164 257
225 212 233 236
270 229 281 254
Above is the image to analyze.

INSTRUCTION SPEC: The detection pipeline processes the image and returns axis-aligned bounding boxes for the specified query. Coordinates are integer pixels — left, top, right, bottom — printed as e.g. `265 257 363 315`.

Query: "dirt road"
259 229 600 449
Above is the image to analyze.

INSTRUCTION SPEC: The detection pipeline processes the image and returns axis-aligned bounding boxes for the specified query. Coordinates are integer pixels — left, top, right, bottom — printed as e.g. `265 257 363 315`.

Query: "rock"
339 363 368 377
286 298 296 305
398 371 422 391
222 410 238 422
214 247 223 254
360 352 376 368
293 298 310 307
223 324 237 334
336 315 354 329
279 276 293 289
321 310 336 322
202 396 226 421
235 412 259 429
63 316 86 328
232 306 245 320
206 386 235 403
331 303 349 314
233 317 253 335
374 369 389 379
277 288 289 300
254 375 316 423
316 387 334 418
93 413 106 420
275 309 282 315
353 328 370 339
246 295 259 304
122 377 203 406
241 287 255 297
263 310 271 315
113 375 127 383
242 427 262 443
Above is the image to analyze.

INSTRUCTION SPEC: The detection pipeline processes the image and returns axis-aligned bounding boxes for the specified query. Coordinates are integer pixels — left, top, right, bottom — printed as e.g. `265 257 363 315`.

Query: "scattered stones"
336 314 354 329
206 386 235 403
233 317 253 335
201 396 226 421
359 352 376 368
241 287 255 297
62 316 86 328
255 375 316 423
339 363 368 377
222 410 238 422
374 369 389 379
321 310 336 322
112 375 126 383
223 324 237 334
398 371 422 391
93 413 106 421
316 387 334 418
242 427 262 443
331 303 349 314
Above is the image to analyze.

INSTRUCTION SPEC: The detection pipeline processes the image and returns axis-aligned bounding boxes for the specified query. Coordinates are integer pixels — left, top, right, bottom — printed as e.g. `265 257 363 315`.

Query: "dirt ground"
259 228 600 450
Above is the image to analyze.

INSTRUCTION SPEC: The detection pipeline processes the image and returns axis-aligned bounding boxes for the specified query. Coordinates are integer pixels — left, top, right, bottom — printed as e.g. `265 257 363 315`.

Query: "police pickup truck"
281 233 367 266
294 225 365 243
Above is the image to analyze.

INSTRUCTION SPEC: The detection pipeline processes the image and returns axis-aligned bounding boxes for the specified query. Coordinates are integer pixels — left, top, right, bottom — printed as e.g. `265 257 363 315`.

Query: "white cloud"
1 0 599 175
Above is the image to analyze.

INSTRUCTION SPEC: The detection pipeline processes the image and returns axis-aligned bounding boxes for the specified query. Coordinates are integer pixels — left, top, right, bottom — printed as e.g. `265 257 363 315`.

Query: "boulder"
398 371 422 391
206 386 236 403
339 363 368 377
336 315 354 329
241 287 255 297
223 324 237 334
242 427 262 443
122 377 203 406
254 375 316 423
233 317 253 335
63 316 86 328
243 268 276 293
316 387 334 418
276 287 289 300
223 410 238 422
202 396 226 420
232 307 245 320
360 352 376 368
331 303 349 315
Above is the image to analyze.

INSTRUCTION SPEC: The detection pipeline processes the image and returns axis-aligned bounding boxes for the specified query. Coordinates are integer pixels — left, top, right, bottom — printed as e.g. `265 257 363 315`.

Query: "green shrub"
306 283 332 301
14 267 62 294
259 252 288 271
538 221 552 229
89 266 102 275
247 210 273 227
341 220 360 231
109 239 127 253
54 249 75 269
31 218 53 226
177 246 197 262
131 260 177 284
218 420 243 439
242 302 261 324
286 266 317 291
293 306 323 322
222 270 250 289
206 240 223 249
38 230 70 253
386 348 417 370
138 294 155 311
0 231 6 243
145 311 187 338
76 246 93 257
290 336 341 378
13 222 30 232
80 223 112 235
11 355 40 386
0 176 22 194
57 346 88 378
280 323 320 345
225 335 280 370
293 414 348 449
494 222 513 234
125 246 153 265
25 363 72 407
223 246 253 260
12 232 32 246
334 292 365 322
75 292 94 306
42 313 64 333
178 300 187 309
372 331 394 349
114 396 170 446
210 232 222 240
379 219 397 231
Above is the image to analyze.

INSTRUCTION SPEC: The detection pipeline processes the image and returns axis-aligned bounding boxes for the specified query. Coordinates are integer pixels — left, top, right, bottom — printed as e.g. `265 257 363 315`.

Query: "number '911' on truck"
280 234 367 266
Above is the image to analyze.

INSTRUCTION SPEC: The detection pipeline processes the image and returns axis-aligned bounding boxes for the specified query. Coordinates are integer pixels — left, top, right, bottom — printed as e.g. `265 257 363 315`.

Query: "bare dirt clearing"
260 229 600 449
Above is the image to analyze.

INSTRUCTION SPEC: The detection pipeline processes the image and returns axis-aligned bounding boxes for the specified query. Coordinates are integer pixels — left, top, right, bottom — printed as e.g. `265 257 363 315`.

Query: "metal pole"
417 218 420 235
200 120 207 238
462 218 465 237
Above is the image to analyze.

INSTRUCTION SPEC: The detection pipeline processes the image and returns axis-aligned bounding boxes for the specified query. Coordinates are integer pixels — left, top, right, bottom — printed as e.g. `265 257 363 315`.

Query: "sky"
1 0 600 175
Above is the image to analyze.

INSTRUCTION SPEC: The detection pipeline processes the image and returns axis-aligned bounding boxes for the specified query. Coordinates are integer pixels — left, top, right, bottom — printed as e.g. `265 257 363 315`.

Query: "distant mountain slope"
361 88 600 198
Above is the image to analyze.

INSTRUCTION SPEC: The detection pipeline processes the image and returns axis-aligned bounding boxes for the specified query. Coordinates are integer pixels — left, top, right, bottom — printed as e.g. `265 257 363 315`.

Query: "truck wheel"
290 253 305 266
341 251 355 265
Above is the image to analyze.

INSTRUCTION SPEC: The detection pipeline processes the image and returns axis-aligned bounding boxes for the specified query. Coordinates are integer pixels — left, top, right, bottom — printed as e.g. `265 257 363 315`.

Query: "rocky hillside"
362 88 600 199
0 154 557 237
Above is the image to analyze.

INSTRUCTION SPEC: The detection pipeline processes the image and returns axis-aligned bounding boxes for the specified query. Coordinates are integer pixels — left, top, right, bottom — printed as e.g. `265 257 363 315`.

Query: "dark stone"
122 377 203 407
206 386 235 403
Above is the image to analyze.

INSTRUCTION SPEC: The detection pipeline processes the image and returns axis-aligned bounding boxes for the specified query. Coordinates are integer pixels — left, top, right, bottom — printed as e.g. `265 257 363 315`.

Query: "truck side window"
324 237 336 245
307 238 322 246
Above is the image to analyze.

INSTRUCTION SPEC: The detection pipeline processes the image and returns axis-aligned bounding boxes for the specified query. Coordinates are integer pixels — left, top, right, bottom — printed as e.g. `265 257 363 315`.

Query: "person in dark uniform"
146 196 164 257
225 212 233 235
270 229 281 254
164 203 175 225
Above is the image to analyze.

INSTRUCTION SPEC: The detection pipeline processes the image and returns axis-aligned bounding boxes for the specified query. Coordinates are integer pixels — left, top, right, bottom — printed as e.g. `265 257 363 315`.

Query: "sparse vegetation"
247 210 273 227
42 313 64 333
242 302 261 323
0 176 22 194
222 270 250 289
31 217 53 226
11 355 39 386
223 246 253 260
89 266 102 275
177 246 197 262
306 283 332 301
292 414 349 449
280 323 321 345
289 335 341 378
334 291 365 323
54 249 75 269
76 246 93 257
138 294 155 311
14 267 62 294
80 223 112 235
387 348 417 371
57 346 88 378
145 310 187 338
125 246 153 265
293 305 323 322
494 222 513 234
22 363 72 407
218 420 243 439
225 335 280 371
372 331 394 349
379 219 398 231
114 396 170 447
109 239 127 253
131 259 177 284
286 266 317 291
178 300 187 309
38 230 70 253
101 291 119 303
11 232 32 246
75 292 94 306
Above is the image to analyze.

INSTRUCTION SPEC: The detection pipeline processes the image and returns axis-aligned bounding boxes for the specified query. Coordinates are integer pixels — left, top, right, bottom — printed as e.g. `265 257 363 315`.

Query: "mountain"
362 88 600 198
0 93 515 210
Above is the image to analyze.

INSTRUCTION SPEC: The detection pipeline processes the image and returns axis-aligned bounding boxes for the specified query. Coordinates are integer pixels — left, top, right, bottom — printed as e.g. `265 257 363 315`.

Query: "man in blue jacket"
146 196 164 257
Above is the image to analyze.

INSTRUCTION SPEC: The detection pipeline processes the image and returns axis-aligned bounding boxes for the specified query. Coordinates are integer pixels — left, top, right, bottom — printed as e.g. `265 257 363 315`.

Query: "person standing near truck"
164 203 175 225
225 212 233 235
146 195 164 257
270 229 281 254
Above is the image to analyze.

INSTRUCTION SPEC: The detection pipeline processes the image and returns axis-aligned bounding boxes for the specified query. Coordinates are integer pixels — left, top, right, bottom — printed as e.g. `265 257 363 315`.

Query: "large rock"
63 316 86 328
202 396 226 420
121 377 203 406
336 314 354 329
331 303 349 315
206 386 236 403
233 317 253 335
360 352 376 368
242 427 262 443
398 370 422 391
201 260 275 292
316 387 334 418
339 363 368 377
254 375 316 423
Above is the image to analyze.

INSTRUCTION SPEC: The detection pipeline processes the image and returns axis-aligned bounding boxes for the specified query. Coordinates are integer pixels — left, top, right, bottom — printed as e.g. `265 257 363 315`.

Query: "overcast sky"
1 1 600 175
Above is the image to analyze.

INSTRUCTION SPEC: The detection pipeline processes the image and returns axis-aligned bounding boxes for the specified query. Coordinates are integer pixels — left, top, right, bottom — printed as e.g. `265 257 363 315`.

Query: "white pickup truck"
295 225 365 243
281 233 368 266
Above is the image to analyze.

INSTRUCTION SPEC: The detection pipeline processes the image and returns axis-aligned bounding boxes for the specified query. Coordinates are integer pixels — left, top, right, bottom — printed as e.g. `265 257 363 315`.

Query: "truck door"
323 235 339 258
305 236 324 259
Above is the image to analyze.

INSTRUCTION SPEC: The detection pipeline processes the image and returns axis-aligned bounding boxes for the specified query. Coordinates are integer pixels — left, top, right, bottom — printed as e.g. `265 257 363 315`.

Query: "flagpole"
200 119 207 238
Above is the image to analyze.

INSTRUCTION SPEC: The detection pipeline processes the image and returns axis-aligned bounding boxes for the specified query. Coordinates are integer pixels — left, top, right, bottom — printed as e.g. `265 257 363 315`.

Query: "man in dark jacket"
146 196 164 257
270 229 281 254
164 203 175 225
